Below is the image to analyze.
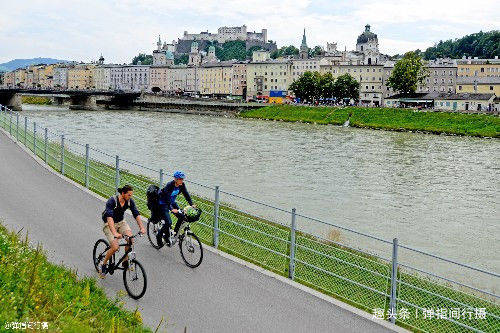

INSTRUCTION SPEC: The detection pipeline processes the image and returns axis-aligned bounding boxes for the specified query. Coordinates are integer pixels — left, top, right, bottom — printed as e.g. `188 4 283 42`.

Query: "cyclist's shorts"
103 221 132 250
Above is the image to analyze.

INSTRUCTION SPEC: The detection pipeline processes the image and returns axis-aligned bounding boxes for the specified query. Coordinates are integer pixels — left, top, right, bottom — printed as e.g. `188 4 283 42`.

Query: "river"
19 105 499 292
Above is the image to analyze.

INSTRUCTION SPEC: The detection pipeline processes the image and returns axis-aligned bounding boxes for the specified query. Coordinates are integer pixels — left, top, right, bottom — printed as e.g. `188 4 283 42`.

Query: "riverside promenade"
0 129 401 332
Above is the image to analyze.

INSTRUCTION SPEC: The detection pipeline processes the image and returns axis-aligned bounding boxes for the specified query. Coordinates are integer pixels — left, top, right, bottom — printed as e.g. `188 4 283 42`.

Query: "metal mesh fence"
395 245 500 332
1 105 499 332
294 213 392 313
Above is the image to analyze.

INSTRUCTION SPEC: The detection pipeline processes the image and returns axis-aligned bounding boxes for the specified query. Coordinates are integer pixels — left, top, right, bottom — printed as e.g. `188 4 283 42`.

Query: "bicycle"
147 208 203 268
92 232 147 300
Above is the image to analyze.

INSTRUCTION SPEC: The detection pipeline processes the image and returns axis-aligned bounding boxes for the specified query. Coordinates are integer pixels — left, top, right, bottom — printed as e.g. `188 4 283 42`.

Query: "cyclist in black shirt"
100 185 145 277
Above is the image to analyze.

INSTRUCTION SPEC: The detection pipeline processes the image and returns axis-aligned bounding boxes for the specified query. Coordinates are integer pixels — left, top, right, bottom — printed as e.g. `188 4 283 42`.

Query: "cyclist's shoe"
156 232 164 249
99 264 108 278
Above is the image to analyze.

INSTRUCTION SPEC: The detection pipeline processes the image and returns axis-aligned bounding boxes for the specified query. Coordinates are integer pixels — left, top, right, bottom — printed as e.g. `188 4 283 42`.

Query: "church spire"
301 28 307 48
157 35 162 50
299 28 309 59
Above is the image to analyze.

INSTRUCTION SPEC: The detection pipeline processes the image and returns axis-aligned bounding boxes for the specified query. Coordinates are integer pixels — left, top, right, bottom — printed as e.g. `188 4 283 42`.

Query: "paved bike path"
0 130 398 333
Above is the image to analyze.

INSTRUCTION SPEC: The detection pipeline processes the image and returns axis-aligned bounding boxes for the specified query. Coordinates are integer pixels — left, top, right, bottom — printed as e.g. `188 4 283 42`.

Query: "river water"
19 105 499 291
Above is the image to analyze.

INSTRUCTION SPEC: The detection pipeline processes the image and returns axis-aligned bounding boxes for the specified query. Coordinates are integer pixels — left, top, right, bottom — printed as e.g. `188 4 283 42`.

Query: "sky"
0 0 498 64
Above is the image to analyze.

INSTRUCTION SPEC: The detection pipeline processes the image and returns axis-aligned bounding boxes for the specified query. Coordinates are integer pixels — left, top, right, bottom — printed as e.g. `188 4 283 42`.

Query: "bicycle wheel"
179 232 203 268
93 239 109 272
123 259 147 300
147 219 164 249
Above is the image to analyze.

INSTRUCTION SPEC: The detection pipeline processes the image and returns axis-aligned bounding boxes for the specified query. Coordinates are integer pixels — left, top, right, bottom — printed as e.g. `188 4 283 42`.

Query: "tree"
386 51 428 96
131 53 153 65
271 45 299 59
289 71 319 102
247 46 262 59
333 74 360 101
318 72 336 98
422 30 499 59
309 45 324 58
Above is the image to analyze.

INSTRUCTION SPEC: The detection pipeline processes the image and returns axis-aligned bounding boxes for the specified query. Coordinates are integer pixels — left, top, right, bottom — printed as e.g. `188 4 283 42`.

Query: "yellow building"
320 62 385 105
457 58 500 78
68 64 95 90
3 71 15 88
246 60 292 100
456 58 500 96
198 61 234 96
38 64 55 89
14 69 26 88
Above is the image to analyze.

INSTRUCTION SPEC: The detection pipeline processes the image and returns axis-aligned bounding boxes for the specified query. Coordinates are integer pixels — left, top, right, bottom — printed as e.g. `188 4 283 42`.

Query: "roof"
387 92 495 101
433 93 495 101
202 60 236 68
357 24 377 44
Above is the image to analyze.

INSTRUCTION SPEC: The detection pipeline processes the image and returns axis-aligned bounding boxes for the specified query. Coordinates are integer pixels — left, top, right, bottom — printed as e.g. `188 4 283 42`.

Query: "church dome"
165 50 174 60
357 24 377 44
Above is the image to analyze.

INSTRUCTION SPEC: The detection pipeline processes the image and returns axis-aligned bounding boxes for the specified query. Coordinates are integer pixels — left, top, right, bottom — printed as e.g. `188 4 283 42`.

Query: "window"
490 86 494 91
481 68 484 72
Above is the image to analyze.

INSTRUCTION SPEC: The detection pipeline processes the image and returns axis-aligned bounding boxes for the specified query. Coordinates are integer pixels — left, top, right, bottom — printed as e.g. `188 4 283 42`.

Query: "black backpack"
146 185 161 223
101 195 119 222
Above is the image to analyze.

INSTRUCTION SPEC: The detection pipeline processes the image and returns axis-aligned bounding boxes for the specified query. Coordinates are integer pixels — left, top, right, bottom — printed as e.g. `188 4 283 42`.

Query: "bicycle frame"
108 234 138 274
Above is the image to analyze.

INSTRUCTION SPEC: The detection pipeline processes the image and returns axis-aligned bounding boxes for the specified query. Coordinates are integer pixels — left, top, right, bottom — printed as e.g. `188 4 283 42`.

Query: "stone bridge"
0 89 141 110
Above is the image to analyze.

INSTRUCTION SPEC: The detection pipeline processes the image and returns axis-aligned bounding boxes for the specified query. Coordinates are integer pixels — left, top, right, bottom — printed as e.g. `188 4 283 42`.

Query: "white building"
110 65 150 92
53 67 68 89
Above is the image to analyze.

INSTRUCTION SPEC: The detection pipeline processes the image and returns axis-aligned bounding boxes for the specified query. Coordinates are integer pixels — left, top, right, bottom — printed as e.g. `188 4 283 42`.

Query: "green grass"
0 223 150 332
240 105 350 125
1 111 499 332
21 96 52 105
239 105 500 138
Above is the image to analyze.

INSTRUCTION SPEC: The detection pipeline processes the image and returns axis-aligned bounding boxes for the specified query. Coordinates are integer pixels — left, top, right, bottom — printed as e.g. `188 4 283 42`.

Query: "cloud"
0 0 498 63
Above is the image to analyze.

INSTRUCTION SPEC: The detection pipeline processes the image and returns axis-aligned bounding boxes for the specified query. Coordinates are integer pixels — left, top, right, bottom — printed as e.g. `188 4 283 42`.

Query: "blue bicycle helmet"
173 171 185 179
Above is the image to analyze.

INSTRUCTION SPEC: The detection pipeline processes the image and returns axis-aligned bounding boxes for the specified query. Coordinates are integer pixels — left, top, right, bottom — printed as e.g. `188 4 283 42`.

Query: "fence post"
16 113 19 141
60 134 65 175
33 122 37 155
389 238 399 324
115 155 120 193
24 117 27 146
213 186 220 248
159 168 164 188
44 128 48 163
85 144 90 188
9 112 12 135
289 208 297 280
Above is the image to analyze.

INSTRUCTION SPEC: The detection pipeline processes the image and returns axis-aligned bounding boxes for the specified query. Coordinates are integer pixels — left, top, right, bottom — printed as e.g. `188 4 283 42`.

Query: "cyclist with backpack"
100 185 145 277
156 171 195 248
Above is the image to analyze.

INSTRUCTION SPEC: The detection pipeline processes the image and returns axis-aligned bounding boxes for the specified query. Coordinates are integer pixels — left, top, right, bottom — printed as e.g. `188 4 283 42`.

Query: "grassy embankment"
1 112 498 332
21 96 52 105
0 223 150 332
239 105 500 138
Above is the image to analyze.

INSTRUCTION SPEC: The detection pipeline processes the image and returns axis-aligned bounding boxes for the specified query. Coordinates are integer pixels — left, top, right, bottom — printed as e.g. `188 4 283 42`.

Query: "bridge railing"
0 104 498 333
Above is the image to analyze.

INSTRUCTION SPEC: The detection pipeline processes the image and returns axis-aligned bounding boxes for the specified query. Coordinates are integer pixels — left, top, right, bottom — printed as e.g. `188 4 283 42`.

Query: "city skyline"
0 0 499 64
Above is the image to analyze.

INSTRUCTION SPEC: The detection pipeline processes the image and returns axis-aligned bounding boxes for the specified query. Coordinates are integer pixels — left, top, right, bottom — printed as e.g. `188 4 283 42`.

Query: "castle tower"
157 35 162 51
188 41 201 66
203 45 218 63
356 24 379 64
299 28 308 59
